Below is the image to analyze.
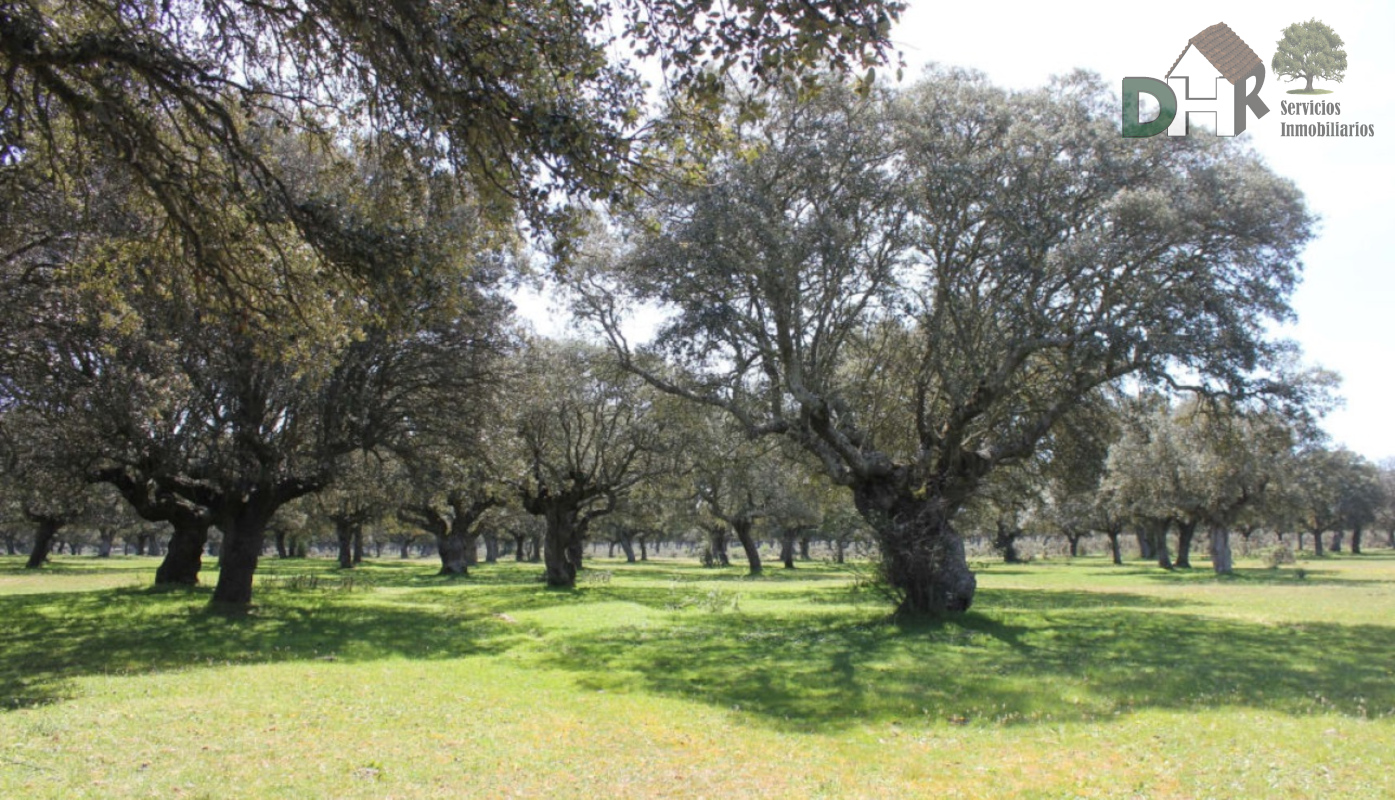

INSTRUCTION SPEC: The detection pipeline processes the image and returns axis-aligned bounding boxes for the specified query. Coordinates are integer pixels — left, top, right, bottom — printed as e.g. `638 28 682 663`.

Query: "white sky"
518 0 1395 462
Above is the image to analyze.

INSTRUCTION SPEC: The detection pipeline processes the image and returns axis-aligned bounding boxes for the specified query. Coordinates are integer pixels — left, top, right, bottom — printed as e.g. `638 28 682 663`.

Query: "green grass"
1 552 1392 797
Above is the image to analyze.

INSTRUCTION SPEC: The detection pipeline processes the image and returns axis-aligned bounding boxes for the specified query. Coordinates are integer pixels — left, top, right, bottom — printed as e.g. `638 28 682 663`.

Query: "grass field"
1 551 1392 798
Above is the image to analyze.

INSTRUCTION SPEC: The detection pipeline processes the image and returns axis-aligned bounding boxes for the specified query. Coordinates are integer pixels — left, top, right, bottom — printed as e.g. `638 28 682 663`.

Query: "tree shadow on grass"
0 584 529 711
535 587 1395 732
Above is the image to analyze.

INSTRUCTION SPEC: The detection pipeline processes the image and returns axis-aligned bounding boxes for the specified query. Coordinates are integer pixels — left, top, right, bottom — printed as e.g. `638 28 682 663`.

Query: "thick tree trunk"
155 522 209 585
211 503 275 606
1329 530 1344 553
779 529 797 569
1210 525 1234 575
399 541 411 558
993 522 1024 564
97 529 115 558
1175 520 1197 569
335 521 357 569
1106 531 1123 565
483 531 499 564
1304 74 1314 91
1136 530 1156 560
1351 525 1363 555
1312 528 1326 557
852 482 976 616
799 535 810 561
732 519 762 576
1065 532 1082 558
834 537 845 564
540 508 584 587
513 533 528 562
1139 519 1172 570
617 532 637 563
437 532 468 576
353 527 364 565
638 535 648 561
25 517 61 569
701 526 730 567
274 529 288 558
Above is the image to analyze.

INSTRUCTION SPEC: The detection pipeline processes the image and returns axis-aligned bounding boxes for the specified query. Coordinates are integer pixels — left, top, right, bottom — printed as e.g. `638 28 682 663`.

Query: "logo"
1122 22 1269 137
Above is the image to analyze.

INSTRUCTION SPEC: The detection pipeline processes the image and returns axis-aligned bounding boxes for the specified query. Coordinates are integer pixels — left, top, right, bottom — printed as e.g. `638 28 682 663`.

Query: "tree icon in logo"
1272 19 1347 94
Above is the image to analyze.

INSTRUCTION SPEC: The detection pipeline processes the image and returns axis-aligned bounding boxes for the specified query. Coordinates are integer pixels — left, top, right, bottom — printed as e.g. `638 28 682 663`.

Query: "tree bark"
353 527 364 565
437 532 468 576
1175 520 1197 569
617 532 637 563
211 500 276 606
540 507 584 587
732 519 762 576
335 519 357 569
1351 525 1363 555
25 516 62 569
155 522 209 585
993 521 1024 564
274 529 288 558
701 525 730 567
799 535 810 561
483 531 499 563
513 533 528 562
1329 530 1344 553
833 537 845 564
1106 530 1123 565
1209 525 1233 575
1136 530 1156 560
1065 531 1082 558
638 535 648 561
97 529 116 558
1312 528 1326 557
779 529 797 569
852 481 976 616
1141 518 1172 570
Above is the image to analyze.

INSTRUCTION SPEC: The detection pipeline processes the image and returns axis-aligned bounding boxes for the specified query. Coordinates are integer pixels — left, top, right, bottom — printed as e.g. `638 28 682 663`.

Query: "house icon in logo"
1122 22 1269 137
1162 23 1268 135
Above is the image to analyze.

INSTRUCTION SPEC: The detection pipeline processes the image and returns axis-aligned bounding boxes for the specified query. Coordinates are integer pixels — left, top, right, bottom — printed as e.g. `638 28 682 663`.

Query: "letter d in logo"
1122 78 1177 137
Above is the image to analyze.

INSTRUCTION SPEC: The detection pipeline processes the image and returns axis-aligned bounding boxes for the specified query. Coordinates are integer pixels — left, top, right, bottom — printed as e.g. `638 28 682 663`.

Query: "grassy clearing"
0 552 1392 798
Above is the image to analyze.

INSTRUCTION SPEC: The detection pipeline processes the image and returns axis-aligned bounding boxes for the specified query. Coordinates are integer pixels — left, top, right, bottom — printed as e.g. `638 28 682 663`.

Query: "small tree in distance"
1272 19 1347 93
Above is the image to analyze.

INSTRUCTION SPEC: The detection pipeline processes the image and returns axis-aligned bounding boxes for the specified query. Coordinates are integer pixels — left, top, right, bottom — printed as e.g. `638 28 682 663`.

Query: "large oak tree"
583 71 1313 615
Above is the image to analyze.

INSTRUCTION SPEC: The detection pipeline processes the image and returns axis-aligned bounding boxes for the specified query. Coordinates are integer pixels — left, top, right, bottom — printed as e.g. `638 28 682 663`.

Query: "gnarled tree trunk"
852 481 976 616
156 521 209 585
25 516 62 569
540 507 584 587
732 518 761 576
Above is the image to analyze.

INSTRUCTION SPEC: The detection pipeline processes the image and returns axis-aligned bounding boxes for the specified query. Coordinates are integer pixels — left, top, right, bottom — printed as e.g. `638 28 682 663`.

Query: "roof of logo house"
1165 22 1263 84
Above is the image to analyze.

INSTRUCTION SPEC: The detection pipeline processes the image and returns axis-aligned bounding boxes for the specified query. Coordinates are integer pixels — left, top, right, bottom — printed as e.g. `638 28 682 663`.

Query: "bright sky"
518 0 1395 462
